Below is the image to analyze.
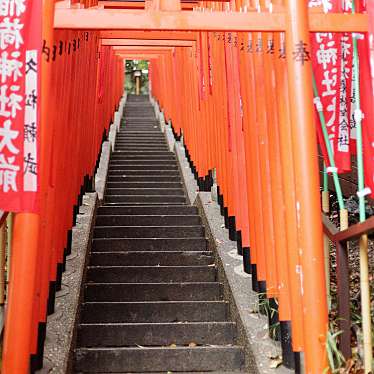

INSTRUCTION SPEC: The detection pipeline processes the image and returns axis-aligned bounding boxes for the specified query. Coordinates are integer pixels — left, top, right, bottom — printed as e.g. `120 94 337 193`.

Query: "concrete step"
107 175 181 182
106 182 183 189
93 225 204 239
80 301 228 323
77 321 235 347
74 346 244 373
86 265 215 283
97 205 198 215
95 215 200 226
84 282 221 301
89 251 213 266
104 195 187 204
91 237 207 252
105 188 184 196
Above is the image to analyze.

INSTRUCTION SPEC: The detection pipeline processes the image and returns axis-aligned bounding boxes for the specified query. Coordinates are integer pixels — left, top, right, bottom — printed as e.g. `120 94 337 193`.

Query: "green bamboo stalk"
351 3 366 223
311 74 345 211
323 163 328 192
351 2 372 373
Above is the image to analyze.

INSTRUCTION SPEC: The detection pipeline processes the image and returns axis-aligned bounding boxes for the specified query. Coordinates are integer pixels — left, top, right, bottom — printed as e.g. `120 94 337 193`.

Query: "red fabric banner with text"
359 1 374 199
309 0 353 173
0 0 41 212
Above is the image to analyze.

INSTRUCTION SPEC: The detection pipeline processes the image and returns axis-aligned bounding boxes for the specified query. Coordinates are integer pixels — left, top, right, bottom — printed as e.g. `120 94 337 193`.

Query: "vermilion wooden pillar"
284 0 328 372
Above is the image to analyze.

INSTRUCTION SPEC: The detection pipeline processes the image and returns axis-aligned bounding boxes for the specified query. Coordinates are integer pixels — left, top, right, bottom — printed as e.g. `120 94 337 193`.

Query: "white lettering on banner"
23 49 37 191
316 41 338 69
0 0 26 17
0 50 22 83
322 68 337 97
0 17 23 50
0 84 22 118
0 119 19 154
338 34 351 152
308 0 333 12
0 0 25 195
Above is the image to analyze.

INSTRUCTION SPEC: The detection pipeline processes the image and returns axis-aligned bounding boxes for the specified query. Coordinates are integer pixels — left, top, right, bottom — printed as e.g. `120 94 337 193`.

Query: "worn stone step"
115 141 166 145
93 225 204 239
123 119 156 122
109 160 176 166
112 151 173 156
95 215 199 226
111 157 175 162
115 137 165 141
89 251 213 266
104 195 187 204
77 321 235 347
114 147 169 152
117 134 162 137
115 148 170 152
107 169 179 176
107 175 181 182
97 205 197 216
74 346 244 373
120 130 161 134
86 265 215 283
106 182 182 189
105 188 184 196
84 282 221 301
115 147 169 152
115 141 167 146
123 117 157 120
111 155 175 161
108 165 178 171
91 237 207 252
104 202 187 207
119 131 162 135
80 301 228 323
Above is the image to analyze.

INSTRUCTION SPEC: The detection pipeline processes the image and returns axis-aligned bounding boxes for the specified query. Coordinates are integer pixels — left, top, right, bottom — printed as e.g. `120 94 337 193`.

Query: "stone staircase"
74 94 246 373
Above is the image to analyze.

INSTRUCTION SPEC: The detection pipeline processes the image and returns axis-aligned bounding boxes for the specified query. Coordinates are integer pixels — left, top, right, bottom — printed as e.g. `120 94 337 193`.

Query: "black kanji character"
24 153 37 175
292 40 311 65
24 122 37 143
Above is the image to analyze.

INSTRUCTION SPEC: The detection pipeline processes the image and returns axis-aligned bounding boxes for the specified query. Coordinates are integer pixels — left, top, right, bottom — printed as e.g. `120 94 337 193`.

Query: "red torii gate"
2 1 373 373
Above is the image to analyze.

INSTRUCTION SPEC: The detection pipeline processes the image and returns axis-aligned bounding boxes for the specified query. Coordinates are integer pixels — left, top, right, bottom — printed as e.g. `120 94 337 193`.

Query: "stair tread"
74 99 244 373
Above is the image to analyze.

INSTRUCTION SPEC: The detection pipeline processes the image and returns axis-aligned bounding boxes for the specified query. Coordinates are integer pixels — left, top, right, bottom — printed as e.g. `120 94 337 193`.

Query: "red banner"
309 0 353 173
369 0 374 96
0 0 41 212
358 1 374 199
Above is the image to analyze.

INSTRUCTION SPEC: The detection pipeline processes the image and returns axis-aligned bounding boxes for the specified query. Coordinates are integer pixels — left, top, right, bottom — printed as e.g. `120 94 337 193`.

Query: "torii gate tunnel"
0 0 374 373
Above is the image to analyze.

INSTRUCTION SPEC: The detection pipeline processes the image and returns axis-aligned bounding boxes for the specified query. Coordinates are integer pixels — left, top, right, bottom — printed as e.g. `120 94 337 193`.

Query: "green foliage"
325 327 346 373
125 59 149 95
125 60 149 73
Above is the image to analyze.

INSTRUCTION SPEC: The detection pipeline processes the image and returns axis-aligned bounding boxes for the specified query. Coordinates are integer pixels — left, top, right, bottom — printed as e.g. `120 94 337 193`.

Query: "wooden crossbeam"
100 30 197 40
54 8 368 32
102 38 194 46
